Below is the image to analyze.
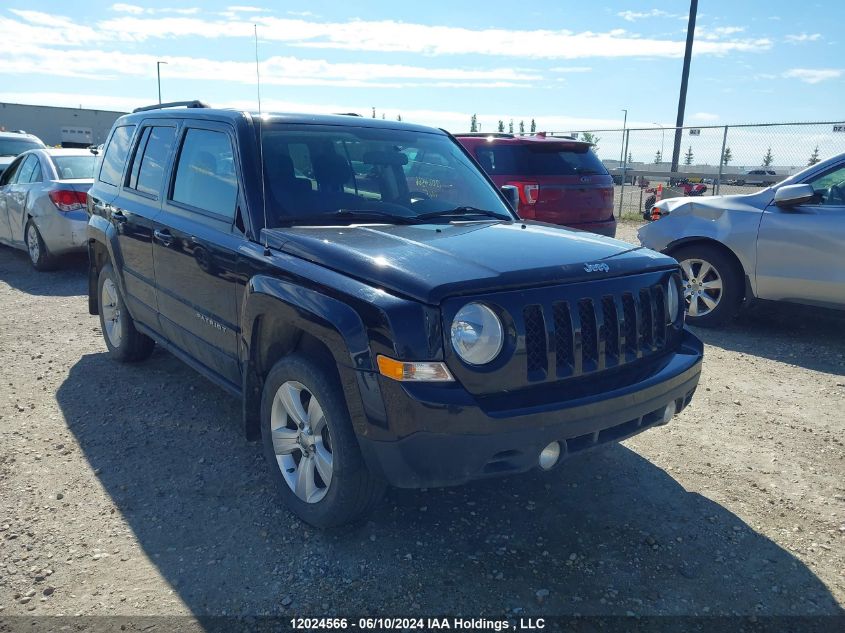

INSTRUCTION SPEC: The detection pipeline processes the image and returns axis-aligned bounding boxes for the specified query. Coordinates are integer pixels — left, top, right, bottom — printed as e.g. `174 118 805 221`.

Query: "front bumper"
358 329 702 488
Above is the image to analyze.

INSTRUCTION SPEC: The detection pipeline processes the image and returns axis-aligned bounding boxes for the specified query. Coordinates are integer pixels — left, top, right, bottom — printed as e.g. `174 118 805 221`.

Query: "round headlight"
450 303 504 365
667 277 681 323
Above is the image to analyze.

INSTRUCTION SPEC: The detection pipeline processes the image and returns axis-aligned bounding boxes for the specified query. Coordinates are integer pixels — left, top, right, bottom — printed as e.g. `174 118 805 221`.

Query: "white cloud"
690 112 719 122
111 3 144 14
0 39 538 89
0 90 660 133
228 5 268 11
109 3 199 15
617 9 681 22
785 33 822 43
548 66 592 73
783 68 842 84
78 13 772 59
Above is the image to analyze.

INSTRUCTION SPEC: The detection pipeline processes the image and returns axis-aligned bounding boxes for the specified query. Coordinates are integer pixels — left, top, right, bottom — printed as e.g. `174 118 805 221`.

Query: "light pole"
619 108 628 165
156 61 168 104
652 122 665 160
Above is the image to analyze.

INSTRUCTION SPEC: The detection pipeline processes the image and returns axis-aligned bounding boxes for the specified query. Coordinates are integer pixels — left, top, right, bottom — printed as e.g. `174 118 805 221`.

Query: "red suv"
455 133 616 237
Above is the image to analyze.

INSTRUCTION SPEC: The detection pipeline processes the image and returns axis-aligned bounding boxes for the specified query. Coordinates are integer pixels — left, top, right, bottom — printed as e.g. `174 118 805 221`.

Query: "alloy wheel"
26 225 40 264
679 258 723 317
270 381 333 504
100 278 123 348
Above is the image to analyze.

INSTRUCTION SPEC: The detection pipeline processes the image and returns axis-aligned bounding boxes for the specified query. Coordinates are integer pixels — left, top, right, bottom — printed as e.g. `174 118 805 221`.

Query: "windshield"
0 139 44 157
475 143 607 176
52 155 96 179
261 125 513 226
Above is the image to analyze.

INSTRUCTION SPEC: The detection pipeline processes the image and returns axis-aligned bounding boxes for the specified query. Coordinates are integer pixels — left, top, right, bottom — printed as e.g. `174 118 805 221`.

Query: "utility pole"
156 61 167 104
619 109 628 165
670 0 698 173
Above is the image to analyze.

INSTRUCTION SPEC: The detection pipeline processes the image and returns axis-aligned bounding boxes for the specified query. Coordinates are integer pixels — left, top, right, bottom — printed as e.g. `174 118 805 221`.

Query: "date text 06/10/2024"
289 617 546 630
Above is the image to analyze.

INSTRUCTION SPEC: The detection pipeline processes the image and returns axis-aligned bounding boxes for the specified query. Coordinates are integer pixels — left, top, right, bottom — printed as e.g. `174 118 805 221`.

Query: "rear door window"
15 155 39 184
99 125 136 187
127 126 176 197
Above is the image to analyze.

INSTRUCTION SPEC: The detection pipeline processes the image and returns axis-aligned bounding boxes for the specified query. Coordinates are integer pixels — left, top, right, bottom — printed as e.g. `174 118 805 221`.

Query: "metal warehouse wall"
0 102 125 147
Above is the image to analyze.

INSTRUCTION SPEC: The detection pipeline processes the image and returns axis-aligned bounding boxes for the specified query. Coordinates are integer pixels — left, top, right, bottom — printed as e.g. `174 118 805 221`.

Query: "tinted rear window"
99 125 136 186
53 155 96 179
476 144 607 176
0 139 44 157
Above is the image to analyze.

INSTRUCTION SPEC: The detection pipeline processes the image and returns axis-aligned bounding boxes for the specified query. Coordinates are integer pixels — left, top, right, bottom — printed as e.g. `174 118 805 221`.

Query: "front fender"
240 276 388 442
638 202 763 296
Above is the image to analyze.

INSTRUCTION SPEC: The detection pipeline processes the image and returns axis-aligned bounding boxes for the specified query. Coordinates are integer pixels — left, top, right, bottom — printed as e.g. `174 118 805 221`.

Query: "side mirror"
774 183 815 207
501 185 519 211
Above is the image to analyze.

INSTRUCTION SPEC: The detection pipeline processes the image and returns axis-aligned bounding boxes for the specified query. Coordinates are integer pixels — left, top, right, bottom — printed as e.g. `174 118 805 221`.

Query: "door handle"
153 229 175 246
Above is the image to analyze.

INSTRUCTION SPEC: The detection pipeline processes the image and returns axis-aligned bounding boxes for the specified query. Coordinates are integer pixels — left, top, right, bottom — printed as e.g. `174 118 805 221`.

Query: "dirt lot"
1 220 843 621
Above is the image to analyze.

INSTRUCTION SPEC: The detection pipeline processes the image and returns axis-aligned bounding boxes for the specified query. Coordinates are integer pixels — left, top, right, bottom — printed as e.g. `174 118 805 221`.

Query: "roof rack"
132 100 211 113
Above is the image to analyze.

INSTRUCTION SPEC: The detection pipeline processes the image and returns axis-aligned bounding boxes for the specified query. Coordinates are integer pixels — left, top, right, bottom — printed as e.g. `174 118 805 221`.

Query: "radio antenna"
254 23 270 255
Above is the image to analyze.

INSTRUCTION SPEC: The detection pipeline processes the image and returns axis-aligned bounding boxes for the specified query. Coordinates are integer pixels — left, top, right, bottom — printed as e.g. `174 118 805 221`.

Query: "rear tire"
25 221 55 271
260 354 385 528
97 264 155 362
672 244 743 327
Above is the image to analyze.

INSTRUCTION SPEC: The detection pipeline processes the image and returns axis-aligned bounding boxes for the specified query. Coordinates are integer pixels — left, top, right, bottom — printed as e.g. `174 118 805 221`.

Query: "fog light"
661 401 677 425
539 441 561 470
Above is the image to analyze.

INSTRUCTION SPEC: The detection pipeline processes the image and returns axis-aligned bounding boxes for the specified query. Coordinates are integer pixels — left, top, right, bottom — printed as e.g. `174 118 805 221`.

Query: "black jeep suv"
86 102 703 527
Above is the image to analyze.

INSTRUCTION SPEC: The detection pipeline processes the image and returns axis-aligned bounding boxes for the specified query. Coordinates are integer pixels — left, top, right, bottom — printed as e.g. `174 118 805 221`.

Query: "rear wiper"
416 206 513 222
279 209 420 226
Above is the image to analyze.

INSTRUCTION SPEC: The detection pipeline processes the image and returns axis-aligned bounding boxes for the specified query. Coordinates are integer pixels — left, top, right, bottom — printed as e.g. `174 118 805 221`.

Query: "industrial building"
0 102 125 147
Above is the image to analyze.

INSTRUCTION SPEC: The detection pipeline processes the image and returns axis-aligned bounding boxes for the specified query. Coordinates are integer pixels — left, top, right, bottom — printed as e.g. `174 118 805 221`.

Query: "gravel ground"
1 221 843 619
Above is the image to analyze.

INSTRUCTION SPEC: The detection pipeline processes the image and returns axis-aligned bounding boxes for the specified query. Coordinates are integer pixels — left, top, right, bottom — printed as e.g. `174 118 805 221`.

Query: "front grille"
523 305 547 376
523 284 670 382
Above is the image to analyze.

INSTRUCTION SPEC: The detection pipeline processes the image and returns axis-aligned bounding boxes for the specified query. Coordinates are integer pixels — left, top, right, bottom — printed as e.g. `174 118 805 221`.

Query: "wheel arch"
664 237 752 302
240 277 375 442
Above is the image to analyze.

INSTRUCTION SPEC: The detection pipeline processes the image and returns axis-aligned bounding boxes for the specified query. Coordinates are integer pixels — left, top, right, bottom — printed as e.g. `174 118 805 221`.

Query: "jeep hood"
263 221 676 304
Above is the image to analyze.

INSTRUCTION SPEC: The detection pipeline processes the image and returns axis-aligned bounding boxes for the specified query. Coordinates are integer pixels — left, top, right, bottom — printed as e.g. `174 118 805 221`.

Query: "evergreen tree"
762 147 774 167
470 114 478 132
530 118 536 133
684 146 694 166
519 120 525 135
721 146 733 166
808 145 820 166
497 120 505 133
508 119 514 134
397 114 402 121
579 132 599 153
627 152 633 164
654 150 662 164
381 113 385 120
371 107 376 118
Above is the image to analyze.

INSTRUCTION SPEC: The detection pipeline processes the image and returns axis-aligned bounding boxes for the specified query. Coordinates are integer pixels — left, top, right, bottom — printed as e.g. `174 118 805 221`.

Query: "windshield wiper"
416 206 513 222
279 209 420 226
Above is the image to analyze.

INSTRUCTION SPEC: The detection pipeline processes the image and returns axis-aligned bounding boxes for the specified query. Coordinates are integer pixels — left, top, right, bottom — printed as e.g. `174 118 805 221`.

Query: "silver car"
0 130 46 177
638 153 845 326
0 149 97 270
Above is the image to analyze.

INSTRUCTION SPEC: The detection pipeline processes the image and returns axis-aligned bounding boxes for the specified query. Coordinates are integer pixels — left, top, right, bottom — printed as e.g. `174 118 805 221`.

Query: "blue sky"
0 1 842 137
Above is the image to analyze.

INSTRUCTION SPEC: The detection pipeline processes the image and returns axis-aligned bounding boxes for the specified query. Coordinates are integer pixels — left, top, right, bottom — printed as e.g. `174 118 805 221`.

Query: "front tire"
25 221 55 271
97 264 155 361
672 245 743 327
260 354 385 528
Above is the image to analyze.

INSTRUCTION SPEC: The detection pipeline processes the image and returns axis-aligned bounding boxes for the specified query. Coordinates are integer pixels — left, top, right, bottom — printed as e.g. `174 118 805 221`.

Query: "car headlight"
450 303 504 365
667 276 681 323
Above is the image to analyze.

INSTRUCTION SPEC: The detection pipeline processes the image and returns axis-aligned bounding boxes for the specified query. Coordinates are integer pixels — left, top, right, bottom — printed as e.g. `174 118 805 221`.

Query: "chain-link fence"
542 121 845 218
